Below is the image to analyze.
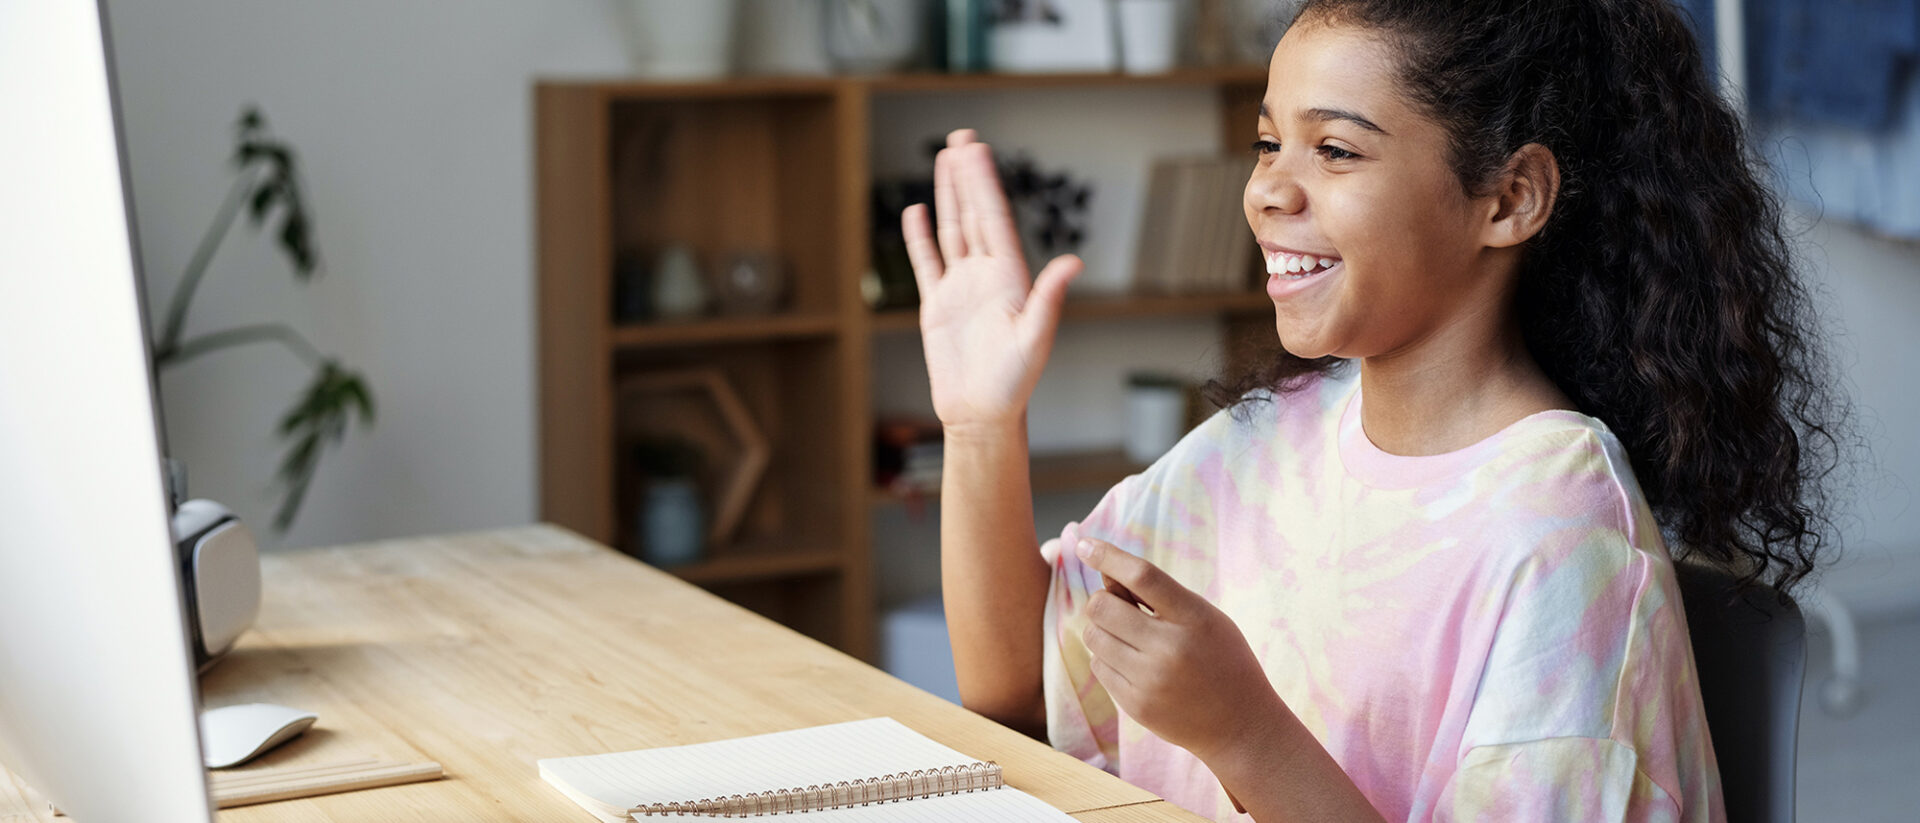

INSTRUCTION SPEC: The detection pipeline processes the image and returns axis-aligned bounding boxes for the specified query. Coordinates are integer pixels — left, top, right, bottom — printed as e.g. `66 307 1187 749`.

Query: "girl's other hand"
902 129 1083 436
1074 537 1291 765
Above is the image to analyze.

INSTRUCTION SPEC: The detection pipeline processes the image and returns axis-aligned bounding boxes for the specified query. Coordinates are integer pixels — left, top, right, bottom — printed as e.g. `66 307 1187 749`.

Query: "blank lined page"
539 718 995 811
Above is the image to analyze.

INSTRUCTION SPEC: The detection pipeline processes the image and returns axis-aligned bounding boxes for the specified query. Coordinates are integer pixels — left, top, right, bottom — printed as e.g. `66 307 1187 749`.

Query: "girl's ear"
1482 143 1559 249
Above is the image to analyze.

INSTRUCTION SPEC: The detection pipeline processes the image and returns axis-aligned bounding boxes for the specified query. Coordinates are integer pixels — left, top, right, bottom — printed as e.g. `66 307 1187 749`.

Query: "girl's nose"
1246 161 1306 217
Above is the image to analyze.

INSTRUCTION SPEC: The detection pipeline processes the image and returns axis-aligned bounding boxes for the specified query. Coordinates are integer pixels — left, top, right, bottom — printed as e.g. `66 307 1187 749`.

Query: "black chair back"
1673 561 1806 823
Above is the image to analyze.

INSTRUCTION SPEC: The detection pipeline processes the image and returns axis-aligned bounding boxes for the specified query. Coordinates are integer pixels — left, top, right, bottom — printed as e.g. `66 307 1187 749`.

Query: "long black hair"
1209 0 1848 599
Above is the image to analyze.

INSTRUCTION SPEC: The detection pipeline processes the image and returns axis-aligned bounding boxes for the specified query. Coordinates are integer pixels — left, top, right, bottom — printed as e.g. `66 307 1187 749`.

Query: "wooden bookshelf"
536 66 1271 661
611 314 840 349
871 290 1273 334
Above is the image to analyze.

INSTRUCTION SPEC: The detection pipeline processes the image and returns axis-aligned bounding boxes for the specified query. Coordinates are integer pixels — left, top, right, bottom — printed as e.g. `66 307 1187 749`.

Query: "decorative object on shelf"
712 251 789 315
148 106 376 533
998 153 1093 262
869 177 938 310
825 0 931 73
630 438 708 567
617 369 770 545
738 0 833 76
1223 0 1297 66
651 244 711 320
985 0 1117 73
870 147 1089 310
941 0 989 72
1116 0 1184 75
617 0 741 79
1124 372 1190 464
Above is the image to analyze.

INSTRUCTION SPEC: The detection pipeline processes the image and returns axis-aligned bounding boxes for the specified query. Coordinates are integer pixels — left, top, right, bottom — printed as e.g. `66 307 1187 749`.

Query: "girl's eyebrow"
1259 102 1391 136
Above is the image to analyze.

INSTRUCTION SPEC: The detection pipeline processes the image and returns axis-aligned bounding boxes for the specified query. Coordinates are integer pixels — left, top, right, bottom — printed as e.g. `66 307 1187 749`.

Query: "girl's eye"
1250 139 1281 155
1317 145 1359 161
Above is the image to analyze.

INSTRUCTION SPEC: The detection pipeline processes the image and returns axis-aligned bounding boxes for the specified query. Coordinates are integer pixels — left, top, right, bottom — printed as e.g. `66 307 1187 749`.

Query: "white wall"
106 0 631 549
1795 208 1920 618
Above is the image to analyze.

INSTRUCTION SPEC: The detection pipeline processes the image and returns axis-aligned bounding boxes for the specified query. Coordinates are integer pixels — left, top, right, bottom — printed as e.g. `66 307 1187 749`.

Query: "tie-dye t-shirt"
1040 373 1724 822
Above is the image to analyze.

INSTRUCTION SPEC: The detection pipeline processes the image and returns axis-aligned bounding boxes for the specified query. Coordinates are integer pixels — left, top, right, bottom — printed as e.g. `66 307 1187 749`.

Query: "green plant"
150 106 375 533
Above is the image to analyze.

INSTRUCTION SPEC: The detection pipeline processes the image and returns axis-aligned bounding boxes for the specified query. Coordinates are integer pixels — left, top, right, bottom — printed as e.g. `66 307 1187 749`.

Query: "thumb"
1018 254 1082 353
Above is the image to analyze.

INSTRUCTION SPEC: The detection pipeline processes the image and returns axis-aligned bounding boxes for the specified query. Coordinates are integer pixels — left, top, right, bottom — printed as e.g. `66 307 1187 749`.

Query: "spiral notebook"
537 717 1079 821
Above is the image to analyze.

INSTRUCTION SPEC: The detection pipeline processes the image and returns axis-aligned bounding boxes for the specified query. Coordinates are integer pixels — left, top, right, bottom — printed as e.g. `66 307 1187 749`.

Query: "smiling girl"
899 0 1841 820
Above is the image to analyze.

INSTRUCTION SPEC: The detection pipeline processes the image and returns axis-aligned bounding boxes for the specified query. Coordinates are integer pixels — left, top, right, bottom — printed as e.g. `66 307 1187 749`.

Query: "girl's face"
1245 19 1509 361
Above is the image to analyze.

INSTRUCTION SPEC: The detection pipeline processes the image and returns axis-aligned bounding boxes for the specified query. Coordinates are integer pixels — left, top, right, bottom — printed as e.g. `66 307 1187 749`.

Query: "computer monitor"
0 2 215 821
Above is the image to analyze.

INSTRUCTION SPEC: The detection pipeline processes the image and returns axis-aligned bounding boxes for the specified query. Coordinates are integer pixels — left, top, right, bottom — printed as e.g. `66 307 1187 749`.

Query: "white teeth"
1265 250 1341 276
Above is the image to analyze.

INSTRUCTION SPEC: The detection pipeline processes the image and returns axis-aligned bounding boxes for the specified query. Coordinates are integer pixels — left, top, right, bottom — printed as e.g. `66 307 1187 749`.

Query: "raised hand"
901 130 1083 434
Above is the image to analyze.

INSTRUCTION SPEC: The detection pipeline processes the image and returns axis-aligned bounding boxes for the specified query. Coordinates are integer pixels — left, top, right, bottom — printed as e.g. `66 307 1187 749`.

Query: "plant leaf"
270 360 377 532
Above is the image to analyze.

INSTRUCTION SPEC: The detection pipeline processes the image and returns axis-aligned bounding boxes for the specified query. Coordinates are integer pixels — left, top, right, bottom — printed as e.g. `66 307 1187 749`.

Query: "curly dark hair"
1208 0 1848 599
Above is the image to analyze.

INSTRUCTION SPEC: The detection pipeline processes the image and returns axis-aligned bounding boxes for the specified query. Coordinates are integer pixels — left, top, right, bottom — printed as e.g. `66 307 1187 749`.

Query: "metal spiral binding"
629 761 1004 817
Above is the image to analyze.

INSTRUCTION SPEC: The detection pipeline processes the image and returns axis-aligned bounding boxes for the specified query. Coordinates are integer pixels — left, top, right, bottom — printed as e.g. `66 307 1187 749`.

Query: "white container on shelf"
986 0 1117 73
619 0 740 79
1117 0 1182 75
737 0 832 76
824 0 929 74
1124 374 1188 465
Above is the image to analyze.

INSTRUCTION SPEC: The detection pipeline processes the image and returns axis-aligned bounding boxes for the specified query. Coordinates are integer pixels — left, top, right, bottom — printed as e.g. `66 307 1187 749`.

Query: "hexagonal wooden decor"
616 368 770 545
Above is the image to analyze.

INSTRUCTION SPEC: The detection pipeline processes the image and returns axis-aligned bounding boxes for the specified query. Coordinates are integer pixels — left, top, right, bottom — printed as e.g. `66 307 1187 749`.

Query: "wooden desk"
0 526 1203 822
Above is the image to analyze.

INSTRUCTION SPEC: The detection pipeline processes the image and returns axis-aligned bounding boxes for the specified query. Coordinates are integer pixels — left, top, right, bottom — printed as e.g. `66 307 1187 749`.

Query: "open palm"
902 130 1083 432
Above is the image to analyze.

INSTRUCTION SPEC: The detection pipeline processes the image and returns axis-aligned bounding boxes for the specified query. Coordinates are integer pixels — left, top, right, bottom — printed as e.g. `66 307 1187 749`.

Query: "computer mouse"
199 702 318 769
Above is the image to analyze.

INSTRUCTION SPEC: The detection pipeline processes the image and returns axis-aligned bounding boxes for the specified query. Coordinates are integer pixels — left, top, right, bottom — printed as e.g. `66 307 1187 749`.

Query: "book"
1213 160 1257 292
1162 159 1204 293
1131 156 1264 295
1129 159 1178 293
537 717 1080 821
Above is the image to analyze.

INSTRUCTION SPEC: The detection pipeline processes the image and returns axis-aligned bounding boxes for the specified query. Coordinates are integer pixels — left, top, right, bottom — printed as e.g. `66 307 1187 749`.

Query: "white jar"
1124 374 1188 465
620 0 740 79
738 0 832 76
652 245 710 320
1117 0 1182 75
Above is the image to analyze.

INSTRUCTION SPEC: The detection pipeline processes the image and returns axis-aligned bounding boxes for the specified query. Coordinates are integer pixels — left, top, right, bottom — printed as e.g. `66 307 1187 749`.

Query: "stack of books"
874 418 944 498
1129 156 1261 295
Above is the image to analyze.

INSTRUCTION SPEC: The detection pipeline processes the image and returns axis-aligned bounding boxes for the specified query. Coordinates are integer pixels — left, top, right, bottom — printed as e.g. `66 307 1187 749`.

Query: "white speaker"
171 499 260 669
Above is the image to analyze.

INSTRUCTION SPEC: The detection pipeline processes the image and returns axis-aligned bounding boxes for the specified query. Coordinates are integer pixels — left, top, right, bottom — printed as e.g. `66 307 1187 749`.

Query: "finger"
947 128 978 148
1101 573 1151 614
955 144 1023 260
1082 619 1144 664
933 147 967 262
1087 589 1159 643
956 145 990 257
1089 654 1135 692
1017 254 1082 357
902 203 944 296
1076 538 1192 620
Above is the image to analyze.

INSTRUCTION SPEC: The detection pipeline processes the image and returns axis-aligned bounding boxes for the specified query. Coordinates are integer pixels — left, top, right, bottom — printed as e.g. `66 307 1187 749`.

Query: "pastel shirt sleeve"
1040 472 1151 773
1431 515 1715 822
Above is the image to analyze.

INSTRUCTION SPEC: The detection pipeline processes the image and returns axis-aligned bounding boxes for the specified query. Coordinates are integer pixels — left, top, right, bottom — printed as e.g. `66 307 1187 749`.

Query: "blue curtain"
1733 0 1920 239
1511 1 1919 237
